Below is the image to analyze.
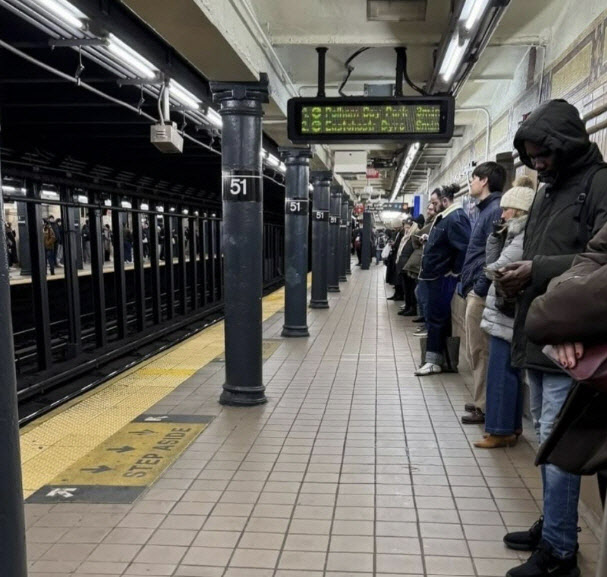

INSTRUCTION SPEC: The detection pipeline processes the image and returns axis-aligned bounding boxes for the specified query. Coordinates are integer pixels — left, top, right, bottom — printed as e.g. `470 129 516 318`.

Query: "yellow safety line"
20 288 286 498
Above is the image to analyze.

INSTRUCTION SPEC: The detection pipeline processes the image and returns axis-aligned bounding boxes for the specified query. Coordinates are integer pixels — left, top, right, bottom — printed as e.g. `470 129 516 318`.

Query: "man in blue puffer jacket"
458 162 507 424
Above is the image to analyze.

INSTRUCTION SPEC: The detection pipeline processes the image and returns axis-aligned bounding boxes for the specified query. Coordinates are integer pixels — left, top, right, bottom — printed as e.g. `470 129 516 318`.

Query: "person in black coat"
498 99 607 577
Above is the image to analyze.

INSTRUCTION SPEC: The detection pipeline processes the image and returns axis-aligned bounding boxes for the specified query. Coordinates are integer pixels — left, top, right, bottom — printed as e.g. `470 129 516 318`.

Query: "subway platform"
22 264 600 577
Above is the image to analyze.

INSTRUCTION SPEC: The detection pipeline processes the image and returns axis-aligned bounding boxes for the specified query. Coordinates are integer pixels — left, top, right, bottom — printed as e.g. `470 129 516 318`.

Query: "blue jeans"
485 336 523 435
527 368 580 558
416 279 428 321
424 275 458 365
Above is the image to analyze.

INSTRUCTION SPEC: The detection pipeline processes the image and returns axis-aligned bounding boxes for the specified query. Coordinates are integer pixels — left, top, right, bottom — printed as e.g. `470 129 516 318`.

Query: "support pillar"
339 194 348 282
17 195 30 275
361 211 372 270
280 147 312 337
346 200 353 275
211 74 269 406
327 185 342 292
0 137 28 577
309 171 331 308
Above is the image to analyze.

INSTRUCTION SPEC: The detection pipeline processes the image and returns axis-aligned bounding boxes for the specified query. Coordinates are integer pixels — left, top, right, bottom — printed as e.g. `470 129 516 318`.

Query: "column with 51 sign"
211 75 269 406
280 147 313 337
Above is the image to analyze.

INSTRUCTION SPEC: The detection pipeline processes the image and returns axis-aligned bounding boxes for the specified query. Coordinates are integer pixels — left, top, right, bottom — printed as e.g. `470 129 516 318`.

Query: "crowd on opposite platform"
381 99 607 577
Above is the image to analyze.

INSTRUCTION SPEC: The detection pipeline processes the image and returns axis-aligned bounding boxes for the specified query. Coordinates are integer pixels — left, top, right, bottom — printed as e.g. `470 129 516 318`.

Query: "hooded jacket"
419 203 471 281
510 99 607 371
460 193 503 298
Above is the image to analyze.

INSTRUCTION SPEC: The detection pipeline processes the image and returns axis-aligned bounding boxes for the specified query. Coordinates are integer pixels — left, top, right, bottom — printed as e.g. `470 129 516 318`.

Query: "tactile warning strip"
20 287 286 498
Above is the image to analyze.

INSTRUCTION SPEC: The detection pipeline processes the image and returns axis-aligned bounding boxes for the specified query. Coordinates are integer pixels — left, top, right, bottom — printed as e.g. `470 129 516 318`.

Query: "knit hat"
500 175 535 213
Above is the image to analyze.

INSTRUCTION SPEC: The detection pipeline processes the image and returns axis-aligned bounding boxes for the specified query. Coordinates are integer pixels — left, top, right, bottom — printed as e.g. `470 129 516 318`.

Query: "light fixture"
104 199 112 207
266 154 280 168
308 184 314 192
34 0 85 29
156 205 164 212
390 142 420 201
439 33 470 82
1 185 26 194
182 208 189 215
278 162 287 174
121 200 132 209
41 189 60 200
76 194 88 204
194 210 199 216
169 81 200 110
460 0 489 31
107 33 157 79
141 203 149 211
169 207 176 212
204 107 222 129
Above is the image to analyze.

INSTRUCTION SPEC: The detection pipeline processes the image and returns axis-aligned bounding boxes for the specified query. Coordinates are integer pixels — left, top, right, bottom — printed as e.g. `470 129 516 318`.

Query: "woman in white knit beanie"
474 175 536 448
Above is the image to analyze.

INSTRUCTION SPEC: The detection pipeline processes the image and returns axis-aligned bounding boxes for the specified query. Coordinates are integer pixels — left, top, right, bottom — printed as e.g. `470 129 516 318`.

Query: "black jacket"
510 99 607 371
460 193 503 297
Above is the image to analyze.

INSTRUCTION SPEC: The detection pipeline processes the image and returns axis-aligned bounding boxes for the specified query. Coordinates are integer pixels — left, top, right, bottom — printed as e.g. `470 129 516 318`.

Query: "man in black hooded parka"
497 99 607 577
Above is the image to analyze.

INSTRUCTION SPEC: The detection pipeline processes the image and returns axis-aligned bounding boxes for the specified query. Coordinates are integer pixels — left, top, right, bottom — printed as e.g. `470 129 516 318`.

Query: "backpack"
43 226 55 249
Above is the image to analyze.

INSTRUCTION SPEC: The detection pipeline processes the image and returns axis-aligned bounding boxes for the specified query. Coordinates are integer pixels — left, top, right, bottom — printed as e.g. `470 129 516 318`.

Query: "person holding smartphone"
474 176 536 449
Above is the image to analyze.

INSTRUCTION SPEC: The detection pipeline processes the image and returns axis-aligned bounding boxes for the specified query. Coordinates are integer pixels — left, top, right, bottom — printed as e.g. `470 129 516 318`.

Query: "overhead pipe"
456 106 491 161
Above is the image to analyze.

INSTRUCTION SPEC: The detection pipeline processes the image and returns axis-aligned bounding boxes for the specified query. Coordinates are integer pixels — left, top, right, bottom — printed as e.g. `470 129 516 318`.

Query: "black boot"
504 517 543 551
506 541 579 577
412 316 425 323
387 294 404 301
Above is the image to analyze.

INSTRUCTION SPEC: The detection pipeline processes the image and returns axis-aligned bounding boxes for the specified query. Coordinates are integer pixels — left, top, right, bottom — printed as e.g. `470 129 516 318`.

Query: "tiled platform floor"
24 264 600 576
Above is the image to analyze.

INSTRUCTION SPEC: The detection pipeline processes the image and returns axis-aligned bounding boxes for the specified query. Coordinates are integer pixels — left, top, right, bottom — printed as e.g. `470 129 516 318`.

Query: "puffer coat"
480 216 527 342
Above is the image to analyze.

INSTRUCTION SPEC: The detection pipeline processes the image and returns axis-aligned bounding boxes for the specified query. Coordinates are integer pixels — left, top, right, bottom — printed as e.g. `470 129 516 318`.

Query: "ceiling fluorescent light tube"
76 195 88 203
440 34 470 81
266 154 280 167
141 203 149 211
35 0 84 29
169 81 200 110
107 34 157 79
2 185 26 194
205 107 222 128
461 0 488 31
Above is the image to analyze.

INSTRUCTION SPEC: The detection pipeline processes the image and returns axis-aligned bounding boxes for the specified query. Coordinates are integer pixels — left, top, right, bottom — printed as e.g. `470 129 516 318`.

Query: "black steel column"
339 194 348 282
211 75 269 406
327 185 342 292
177 211 187 315
61 188 82 358
73 208 83 270
132 200 146 332
280 147 312 337
309 172 331 308
164 213 175 320
17 197 30 275
111 199 127 339
189 215 199 311
361 211 372 270
27 181 52 370
149 215 161 324
88 193 106 347
346 201 353 275
0 138 28 577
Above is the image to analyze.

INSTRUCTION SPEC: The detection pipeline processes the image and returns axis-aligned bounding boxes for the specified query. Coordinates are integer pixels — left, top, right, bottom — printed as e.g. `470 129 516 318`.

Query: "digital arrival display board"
287 96 455 144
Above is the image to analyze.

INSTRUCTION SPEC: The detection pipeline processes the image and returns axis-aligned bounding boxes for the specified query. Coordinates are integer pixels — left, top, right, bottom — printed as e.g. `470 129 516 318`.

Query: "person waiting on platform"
42 219 56 275
415 184 471 376
395 217 419 317
459 161 507 425
406 203 436 337
473 176 535 449
497 99 607 577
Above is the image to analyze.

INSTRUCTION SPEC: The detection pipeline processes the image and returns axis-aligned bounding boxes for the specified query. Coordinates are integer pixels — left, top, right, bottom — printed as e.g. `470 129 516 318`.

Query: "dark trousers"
45 248 55 275
425 275 458 364
403 274 417 311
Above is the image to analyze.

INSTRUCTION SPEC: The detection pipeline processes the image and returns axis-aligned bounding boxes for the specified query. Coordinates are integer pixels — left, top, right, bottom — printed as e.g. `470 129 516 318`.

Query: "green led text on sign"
300 104 442 135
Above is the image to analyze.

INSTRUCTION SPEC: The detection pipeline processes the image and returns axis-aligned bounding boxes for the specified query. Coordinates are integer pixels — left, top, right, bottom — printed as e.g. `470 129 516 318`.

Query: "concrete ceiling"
122 0 577 199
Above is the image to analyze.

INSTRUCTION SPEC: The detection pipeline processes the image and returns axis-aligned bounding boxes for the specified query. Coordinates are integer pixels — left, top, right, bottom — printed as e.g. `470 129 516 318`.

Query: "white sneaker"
414 363 442 376
413 329 428 337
